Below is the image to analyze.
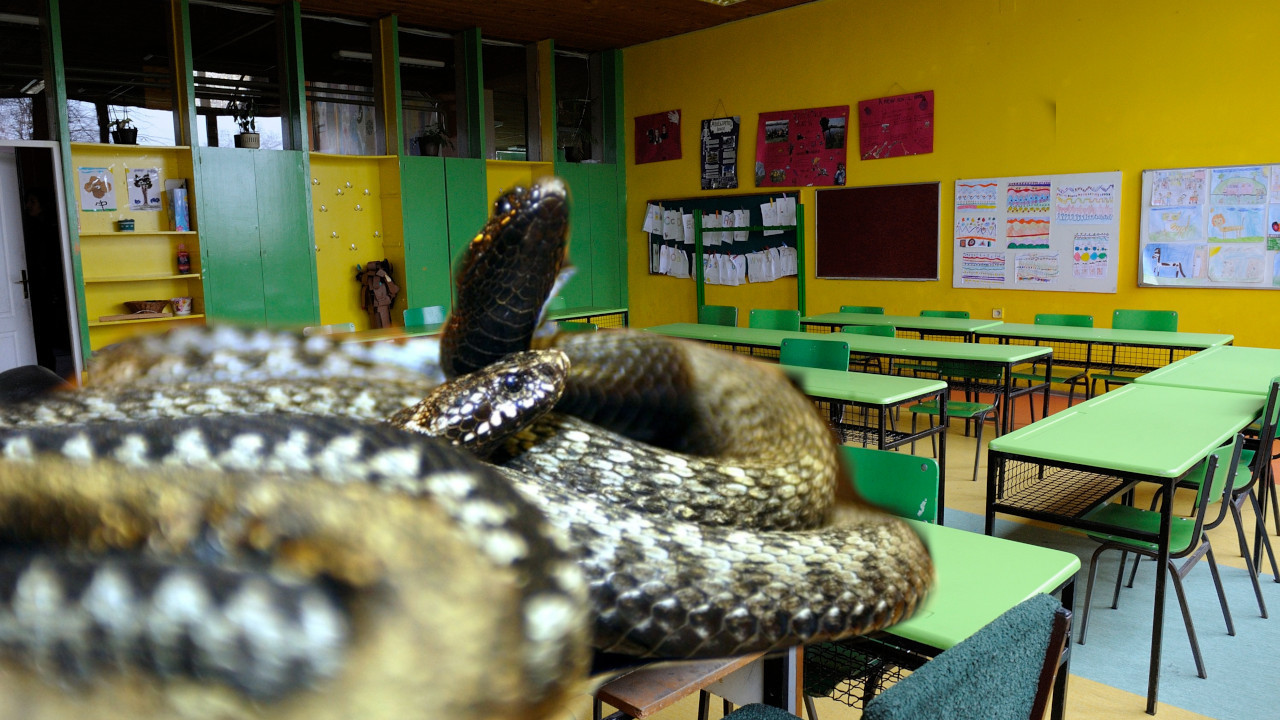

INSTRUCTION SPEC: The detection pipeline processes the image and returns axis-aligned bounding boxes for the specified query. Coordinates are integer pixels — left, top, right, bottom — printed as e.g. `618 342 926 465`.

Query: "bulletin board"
951 171 1121 293
815 182 940 280
645 192 799 273
1138 163 1280 289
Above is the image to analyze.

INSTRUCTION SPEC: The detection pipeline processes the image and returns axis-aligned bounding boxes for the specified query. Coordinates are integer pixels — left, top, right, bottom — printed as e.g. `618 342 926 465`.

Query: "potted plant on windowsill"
109 116 137 145
414 121 451 157
232 98 259 149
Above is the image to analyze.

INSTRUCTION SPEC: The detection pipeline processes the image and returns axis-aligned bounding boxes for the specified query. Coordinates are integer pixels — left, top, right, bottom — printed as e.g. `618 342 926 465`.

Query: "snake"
0 177 932 720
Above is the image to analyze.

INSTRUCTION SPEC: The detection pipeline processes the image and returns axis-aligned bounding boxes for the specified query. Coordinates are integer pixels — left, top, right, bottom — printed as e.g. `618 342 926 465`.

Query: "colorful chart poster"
857 90 934 160
634 110 682 164
1141 164 1280 289
78 166 116 212
701 116 739 190
754 105 848 187
952 171 1121 292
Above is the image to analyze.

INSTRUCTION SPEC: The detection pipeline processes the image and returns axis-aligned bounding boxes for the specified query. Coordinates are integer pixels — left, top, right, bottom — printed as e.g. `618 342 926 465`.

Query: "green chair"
840 324 895 373
919 309 969 318
1090 309 1178 395
779 337 850 371
1077 435 1244 680
302 322 355 336
909 360 1001 482
1155 378 1280 618
697 304 738 327
895 310 969 374
839 305 885 314
1009 313 1093 422
800 446 938 718
557 321 597 333
748 308 801 331
403 304 446 328
545 295 568 311
781 338 850 437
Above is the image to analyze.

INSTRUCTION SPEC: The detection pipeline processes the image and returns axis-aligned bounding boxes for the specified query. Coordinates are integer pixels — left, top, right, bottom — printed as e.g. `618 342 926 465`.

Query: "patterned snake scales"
0 177 931 720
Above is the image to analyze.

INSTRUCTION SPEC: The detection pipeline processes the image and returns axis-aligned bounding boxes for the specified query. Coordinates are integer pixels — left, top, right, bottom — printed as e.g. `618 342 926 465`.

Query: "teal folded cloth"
861 593 1060 720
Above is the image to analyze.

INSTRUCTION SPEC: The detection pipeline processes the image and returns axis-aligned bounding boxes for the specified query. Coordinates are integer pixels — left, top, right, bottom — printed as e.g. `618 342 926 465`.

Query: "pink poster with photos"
754 105 848 187
634 110 682 164
858 91 934 160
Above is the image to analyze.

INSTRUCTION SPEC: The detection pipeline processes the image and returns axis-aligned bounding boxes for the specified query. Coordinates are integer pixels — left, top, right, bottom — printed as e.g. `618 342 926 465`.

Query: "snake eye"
501 374 522 393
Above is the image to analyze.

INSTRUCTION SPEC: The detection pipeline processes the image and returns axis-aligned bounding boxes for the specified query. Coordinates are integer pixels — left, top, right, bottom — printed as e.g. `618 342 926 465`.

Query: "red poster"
858 90 934 160
754 105 848 187
634 110 682 164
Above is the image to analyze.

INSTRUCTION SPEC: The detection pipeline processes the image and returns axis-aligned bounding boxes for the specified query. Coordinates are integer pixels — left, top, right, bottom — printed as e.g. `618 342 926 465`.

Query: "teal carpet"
944 510 1278 720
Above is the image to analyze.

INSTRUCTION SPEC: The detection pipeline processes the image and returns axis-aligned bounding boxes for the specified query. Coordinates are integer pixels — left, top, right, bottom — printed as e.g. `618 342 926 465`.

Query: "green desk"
802 312 1003 341
976 323 1234 399
646 323 1052 435
336 323 443 344
1134 345 1280 396
986 383 1263 713
548 305 629 329
784 366 951 520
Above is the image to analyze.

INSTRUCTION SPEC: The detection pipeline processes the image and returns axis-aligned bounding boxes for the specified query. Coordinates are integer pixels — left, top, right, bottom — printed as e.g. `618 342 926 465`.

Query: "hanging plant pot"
110 128 138 145
416 136 442 156
234 132 260 149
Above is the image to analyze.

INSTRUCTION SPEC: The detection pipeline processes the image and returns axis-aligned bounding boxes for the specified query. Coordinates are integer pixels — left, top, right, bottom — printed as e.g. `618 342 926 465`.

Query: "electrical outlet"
992 308 1004 319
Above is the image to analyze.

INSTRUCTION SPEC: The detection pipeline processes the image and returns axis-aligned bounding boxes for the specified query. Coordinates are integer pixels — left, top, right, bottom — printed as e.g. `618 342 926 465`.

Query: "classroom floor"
561 391 1276 720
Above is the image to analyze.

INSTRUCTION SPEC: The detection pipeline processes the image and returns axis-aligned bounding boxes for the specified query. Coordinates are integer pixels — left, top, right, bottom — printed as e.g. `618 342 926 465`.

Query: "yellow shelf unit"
71 143 205 351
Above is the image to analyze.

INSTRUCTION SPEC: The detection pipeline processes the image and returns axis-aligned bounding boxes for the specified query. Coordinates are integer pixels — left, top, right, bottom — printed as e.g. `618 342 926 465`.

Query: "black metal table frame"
986 450 1179 715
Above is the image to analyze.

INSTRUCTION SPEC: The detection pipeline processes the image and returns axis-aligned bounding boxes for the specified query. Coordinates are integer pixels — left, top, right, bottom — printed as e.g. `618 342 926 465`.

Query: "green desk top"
975 322 1233 349
548 306 629 321
802 312 1003 334
1134 345 1280 396
645 323 1049 363
781 366 947 404
988 384 1262 477
885 519 1079 650
338 323 443 343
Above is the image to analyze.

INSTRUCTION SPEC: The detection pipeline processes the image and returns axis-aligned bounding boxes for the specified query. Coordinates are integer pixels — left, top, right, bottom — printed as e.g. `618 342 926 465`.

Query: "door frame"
0 139 84 384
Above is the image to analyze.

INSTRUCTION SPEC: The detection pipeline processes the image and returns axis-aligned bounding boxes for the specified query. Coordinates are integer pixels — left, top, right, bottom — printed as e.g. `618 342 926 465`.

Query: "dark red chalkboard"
815 182 940 280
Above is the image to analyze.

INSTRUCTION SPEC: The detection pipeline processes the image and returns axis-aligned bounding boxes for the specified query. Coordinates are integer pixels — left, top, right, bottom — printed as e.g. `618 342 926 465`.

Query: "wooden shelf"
89 313 205 328
80 230 198 237
84 273 201 284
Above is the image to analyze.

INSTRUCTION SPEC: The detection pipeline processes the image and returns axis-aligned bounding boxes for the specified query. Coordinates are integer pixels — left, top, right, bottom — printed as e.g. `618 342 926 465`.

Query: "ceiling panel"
247 0 817 51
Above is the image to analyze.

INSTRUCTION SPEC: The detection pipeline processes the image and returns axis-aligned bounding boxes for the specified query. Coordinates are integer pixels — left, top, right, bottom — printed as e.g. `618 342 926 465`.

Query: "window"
302 14 377 155
0 4 46 141
189 1 285 150
555 51 597 163
483 40 528 160
60 0 176 145
399 27 457 157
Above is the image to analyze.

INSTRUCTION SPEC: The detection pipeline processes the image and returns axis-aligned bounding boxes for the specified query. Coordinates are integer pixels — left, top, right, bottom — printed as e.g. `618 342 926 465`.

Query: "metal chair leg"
1230 499 1270 617
803 694 818 720
1078 544 1110 644
1203 544 1235 637
1111 550 1129 609
1167 559 1209 680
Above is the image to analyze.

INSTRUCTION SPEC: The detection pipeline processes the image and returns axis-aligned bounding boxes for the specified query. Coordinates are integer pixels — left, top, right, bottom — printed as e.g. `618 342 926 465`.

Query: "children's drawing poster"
754 105 848 187
634 110 682 164
78 167 116 212
1140 164 1280 288
857 90 934 160
952 171 1120 293
126 167 162 211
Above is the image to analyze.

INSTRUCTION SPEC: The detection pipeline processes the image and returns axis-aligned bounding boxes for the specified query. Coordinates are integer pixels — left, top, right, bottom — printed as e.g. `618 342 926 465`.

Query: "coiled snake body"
0 178 931 719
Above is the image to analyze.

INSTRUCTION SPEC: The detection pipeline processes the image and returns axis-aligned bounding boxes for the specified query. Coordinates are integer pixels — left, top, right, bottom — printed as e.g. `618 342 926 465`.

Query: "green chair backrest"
1189 435 1243 533
557 321 597 333
1033 313 1093 328
302 322 355 336
546 296 568 311
841 324 896 337
403 304 446 327
1112 309 1177 332
839 305 885 314
841 445 938 523
780 337 849 371
698 304 738 327
749 308 801 331
938 359 1003 381
920 309 969 319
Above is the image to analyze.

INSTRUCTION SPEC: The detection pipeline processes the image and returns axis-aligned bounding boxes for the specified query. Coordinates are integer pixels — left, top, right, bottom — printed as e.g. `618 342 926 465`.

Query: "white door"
0 149 37 371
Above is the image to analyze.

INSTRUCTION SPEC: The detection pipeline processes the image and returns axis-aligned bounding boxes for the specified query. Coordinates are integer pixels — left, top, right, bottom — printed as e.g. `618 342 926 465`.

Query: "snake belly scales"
0 177 932 720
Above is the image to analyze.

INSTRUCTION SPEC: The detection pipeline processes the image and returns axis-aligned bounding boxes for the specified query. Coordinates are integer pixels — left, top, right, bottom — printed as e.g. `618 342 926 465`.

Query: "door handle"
14 269 28 299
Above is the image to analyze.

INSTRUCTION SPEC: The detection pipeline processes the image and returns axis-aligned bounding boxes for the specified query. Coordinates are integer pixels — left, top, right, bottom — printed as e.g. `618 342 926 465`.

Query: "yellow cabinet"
70 143 205 350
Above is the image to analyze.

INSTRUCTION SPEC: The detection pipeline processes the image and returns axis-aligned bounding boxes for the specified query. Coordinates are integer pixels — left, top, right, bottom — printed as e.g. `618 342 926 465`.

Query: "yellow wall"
623 0 1280 347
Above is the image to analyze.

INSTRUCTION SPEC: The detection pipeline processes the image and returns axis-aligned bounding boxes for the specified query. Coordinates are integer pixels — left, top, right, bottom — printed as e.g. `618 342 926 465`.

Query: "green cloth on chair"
861 594 1066 720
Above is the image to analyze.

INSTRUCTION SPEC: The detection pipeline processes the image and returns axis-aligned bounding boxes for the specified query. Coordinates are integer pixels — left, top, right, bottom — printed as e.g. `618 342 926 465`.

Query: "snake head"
389 349 570 458
442 177 571 378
